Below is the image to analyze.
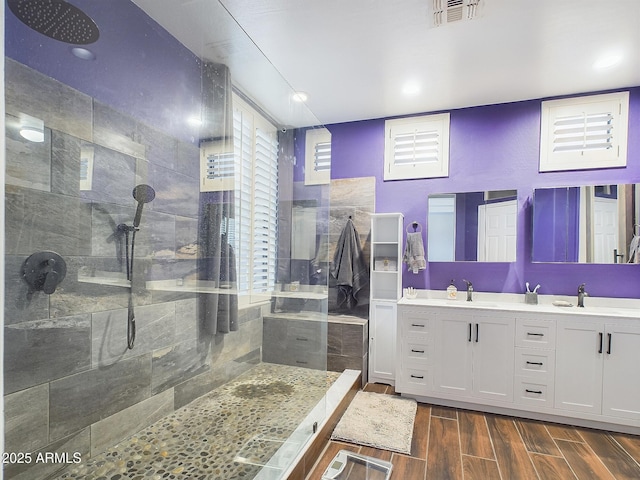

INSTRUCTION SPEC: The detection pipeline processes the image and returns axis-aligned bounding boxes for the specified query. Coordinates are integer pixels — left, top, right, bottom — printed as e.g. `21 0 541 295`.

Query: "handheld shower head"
132 184 156 227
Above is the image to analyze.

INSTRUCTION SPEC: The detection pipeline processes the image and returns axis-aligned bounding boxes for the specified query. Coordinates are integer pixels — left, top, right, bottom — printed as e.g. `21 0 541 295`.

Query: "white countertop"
398 290 640 319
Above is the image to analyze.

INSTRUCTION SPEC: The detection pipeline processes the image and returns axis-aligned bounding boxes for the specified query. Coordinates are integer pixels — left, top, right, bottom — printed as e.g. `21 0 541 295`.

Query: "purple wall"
313 88 640 299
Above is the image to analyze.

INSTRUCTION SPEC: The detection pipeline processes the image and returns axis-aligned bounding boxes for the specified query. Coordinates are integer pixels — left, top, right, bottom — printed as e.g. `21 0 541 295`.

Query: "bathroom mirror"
532 184 640 264
427 190 518 262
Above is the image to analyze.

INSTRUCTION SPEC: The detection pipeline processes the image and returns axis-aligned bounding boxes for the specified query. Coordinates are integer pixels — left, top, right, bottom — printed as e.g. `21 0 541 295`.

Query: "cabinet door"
602 323 640 420
473 316 515 402
368 301 397 384
555 319 604 414
433 314 473 396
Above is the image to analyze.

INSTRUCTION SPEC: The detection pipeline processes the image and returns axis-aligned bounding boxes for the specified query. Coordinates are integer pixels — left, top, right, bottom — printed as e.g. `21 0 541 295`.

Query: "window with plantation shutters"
305 127 331 185
200 140 235 191
539 92 629 172
384 113 450 180
231 94 278 297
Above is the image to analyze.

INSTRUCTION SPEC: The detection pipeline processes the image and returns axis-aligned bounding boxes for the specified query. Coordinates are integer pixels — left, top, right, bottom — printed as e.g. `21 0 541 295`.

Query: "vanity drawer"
515 347 555 380
402 338 431 366
398 366 431 395
516 318 556 349
514 378 553 407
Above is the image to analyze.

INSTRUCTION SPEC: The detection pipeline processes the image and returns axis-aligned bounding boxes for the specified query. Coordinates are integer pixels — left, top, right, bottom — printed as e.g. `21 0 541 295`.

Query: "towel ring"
406 221 423 233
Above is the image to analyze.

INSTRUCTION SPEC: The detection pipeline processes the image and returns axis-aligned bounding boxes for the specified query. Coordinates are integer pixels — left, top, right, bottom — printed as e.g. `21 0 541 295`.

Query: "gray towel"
330 219 369 308
403 232 426 273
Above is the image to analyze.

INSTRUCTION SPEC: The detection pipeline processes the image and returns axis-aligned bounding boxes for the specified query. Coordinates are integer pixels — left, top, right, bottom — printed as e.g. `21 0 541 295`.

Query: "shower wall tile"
149 163 200 218
151 340 210 395
5 58 93 142
5 186 92 257
4 254 50 325
4 315 91 394
177 139 201 179
49 256 149 318
90 202 137 258
175 298 198 344
145 209 177 259
90 389 174 456
4 384 49 453
51 130 82 196
139 122 178 170
93 101 147 159
4 428 90 480
212 316 263 366
147 258 198 282
91 302 176 368
173 348 260 410
5 113 52 192
176 216 199 258
49 354 152 441
80 144 137 206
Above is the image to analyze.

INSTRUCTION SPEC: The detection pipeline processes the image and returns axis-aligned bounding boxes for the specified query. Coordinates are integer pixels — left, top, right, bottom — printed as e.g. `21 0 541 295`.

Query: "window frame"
384 113 451 181
539 91 629 172
304 127 331 185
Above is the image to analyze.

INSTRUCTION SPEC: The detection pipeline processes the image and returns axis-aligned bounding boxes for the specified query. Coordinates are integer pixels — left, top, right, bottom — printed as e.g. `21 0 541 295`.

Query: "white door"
602 323 640 420
555 319 604 414
368 301 397 384
477 199 517 262
433 314 473 396
593 196 618 263
473 316 515 402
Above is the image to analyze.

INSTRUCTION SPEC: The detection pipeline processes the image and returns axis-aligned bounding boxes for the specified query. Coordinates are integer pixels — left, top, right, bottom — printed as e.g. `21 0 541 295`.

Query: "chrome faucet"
577 283 588 307
463 279 473 302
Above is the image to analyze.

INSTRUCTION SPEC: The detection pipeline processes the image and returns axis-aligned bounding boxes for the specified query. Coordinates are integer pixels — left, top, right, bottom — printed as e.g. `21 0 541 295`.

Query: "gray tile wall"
4 59 263 479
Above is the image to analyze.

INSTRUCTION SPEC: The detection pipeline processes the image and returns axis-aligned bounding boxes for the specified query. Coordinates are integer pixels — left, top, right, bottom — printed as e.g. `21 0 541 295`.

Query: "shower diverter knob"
22 251 67 294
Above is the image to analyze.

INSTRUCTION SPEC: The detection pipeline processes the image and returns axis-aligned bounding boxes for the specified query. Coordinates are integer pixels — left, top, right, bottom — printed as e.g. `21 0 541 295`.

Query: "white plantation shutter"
314 141 331 172
233 103 254 293
305 127 331 185
252 125 278 293
384 113 450 180
231 95 278 295
539 92 629 172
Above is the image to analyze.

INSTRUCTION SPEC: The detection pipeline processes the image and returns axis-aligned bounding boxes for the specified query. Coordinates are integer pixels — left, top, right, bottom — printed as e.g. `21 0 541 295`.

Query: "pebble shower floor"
55 363 339 480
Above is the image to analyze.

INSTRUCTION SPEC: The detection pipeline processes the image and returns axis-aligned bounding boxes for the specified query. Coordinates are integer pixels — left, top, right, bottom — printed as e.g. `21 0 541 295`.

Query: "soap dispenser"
447 280 457 300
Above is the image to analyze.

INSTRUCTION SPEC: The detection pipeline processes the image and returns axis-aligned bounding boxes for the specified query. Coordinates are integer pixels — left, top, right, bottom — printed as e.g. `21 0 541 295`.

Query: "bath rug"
331 391 417 454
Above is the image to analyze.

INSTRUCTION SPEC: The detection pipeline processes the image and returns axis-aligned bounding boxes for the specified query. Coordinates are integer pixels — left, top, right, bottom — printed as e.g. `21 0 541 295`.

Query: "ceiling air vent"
431 0 482 27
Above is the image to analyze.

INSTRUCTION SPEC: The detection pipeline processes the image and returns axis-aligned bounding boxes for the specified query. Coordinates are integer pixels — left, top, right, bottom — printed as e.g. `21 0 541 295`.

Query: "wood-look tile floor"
306 383 640 480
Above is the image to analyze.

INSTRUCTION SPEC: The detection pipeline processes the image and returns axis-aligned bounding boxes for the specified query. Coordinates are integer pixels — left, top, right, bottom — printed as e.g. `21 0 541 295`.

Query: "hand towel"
403 232 426 273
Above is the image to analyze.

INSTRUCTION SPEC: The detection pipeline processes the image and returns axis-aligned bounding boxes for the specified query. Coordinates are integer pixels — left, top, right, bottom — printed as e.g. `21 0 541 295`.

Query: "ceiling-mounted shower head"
8 0 100 45
132 184 156 228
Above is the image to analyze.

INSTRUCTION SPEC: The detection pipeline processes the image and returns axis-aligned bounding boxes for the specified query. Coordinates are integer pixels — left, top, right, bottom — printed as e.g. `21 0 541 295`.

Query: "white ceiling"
135 0 640 127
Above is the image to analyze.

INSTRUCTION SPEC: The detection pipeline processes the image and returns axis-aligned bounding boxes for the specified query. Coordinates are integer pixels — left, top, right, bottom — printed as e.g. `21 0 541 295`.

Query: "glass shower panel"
4 1 329 479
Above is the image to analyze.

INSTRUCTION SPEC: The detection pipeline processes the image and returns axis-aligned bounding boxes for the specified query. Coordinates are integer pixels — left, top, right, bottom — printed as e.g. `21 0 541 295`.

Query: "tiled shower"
3 2 333 479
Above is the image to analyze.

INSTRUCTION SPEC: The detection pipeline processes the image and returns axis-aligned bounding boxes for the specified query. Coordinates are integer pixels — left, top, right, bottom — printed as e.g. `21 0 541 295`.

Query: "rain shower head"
8 0 100 45
132 184 156 228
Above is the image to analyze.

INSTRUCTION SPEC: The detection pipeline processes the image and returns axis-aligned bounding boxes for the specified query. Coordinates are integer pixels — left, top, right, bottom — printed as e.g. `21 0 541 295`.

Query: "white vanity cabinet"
555 317 640 421
433 310 515 402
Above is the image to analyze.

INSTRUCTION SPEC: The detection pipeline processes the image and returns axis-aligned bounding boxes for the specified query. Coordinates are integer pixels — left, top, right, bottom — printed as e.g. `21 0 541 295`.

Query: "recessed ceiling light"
70 47 96 61
402 82 420 96
292 92 308 103
19 113 45 142
20 126 45 143
593 53 622 70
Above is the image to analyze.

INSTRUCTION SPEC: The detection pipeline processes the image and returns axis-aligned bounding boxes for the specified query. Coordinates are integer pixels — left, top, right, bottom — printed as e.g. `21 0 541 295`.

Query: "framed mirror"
532 184 640 264
427 190 518 262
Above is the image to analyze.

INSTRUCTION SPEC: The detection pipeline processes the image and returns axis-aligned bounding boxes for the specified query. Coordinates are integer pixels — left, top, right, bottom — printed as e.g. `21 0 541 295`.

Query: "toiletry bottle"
447 280 457 300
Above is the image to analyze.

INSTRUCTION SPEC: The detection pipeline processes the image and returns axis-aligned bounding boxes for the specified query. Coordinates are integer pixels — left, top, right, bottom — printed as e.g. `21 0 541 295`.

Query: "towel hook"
406 221 423 233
